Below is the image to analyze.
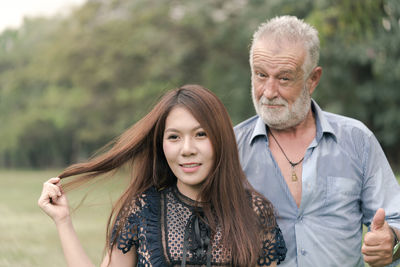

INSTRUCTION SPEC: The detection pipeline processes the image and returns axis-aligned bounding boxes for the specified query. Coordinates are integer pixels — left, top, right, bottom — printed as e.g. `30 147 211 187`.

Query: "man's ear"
307 66 322 95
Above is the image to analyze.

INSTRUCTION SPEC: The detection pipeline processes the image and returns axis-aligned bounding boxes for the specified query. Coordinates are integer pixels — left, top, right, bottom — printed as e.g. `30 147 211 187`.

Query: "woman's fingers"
45 179 61 196
48 186 61 202
38 177 71 223
47 177 61 184
39 177 63 206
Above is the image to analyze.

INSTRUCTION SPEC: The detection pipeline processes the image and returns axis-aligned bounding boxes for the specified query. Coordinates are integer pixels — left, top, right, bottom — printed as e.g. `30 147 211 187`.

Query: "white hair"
249 15 320 77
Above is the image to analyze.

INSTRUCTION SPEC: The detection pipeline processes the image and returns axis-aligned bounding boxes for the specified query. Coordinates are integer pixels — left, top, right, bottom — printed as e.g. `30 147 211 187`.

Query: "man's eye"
280 77 290 81
257 72 266 78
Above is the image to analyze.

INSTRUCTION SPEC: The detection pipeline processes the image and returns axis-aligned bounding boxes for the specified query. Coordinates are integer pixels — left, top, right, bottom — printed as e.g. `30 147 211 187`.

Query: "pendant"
291 170 298 182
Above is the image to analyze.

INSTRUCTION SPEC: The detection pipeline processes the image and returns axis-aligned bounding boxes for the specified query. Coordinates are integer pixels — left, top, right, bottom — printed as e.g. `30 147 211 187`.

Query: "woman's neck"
176 181 202 202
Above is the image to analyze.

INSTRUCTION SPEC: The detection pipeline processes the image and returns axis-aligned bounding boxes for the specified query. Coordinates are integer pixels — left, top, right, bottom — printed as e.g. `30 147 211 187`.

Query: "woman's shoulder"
248 191 287 265
140 186 162 201
114 186 165 236
247 190 277 229
249 191 274 216
115 186 162 220
113 186 165 255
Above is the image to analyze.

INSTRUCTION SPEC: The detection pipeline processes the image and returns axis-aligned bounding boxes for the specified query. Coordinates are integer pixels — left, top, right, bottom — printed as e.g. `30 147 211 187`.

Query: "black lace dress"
113 185 286 266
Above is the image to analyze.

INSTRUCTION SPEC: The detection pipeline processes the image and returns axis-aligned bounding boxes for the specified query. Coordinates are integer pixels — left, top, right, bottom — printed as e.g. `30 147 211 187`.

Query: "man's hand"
362 208 394 267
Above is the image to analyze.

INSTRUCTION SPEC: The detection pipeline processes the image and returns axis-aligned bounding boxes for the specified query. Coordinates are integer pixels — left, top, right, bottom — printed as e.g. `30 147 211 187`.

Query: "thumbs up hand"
362 208 394 267
371 208 386 231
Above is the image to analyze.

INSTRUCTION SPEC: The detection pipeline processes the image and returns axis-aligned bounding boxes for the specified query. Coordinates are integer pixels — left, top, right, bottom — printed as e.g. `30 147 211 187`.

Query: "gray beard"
252 85 311 130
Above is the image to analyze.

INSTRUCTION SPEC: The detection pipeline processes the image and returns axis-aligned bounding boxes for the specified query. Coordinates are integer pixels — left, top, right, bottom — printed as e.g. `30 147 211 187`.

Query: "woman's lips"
180 163 201 173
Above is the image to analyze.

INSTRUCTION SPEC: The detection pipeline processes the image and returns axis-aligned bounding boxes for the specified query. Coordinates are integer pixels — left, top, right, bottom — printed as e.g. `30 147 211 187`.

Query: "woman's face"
163 106 214 200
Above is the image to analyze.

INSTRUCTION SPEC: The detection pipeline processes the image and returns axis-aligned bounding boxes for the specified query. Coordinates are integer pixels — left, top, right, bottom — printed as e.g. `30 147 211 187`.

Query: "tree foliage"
0 0 399 168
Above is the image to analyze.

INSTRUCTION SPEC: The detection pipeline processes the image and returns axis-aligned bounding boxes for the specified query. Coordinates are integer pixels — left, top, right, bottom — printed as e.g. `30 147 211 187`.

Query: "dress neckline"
171 184 208 208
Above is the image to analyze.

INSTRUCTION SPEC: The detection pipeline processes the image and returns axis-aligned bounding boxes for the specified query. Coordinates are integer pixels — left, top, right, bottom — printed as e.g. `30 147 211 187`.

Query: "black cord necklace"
269 130 304 182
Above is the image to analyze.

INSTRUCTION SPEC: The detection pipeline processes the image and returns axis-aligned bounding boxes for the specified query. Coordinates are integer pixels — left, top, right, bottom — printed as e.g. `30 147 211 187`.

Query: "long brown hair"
58 84 274 266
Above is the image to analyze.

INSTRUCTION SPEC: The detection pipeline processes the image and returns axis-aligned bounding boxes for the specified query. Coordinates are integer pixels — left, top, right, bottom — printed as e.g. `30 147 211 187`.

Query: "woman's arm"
255 231 279 267
257 262 277 267
55 216 137 267
55 217 96 267
101 247 137 267
38 177 136 267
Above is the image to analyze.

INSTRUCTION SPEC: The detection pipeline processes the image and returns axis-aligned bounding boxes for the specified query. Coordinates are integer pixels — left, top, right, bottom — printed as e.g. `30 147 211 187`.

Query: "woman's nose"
181 138 196 156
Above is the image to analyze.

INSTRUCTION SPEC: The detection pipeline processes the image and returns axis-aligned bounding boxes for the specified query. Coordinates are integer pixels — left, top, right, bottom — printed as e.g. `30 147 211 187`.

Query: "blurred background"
0 0 399 266
1 0 400 169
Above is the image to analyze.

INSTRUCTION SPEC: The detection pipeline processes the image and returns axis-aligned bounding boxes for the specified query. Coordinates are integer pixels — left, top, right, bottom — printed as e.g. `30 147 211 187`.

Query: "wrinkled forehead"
251 38 306 70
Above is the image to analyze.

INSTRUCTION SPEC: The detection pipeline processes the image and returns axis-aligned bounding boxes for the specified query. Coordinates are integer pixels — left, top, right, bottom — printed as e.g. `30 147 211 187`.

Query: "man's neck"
269 109 316 140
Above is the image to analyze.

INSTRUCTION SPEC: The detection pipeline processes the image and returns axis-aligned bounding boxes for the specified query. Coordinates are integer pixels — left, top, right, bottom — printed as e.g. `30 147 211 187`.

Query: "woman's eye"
167 134 179 140
196 131 207 138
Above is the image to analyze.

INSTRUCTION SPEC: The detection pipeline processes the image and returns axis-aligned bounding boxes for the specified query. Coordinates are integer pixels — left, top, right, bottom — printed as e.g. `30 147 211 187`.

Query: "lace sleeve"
112 193 147 254
252 193 287 266
257 226 287 266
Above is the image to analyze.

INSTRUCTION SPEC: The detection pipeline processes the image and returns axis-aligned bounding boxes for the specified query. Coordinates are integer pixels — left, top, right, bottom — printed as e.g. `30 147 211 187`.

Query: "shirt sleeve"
257 226 287 266
111 195 146 254
252 193 287 266
360 133 400 267
361 133 400 229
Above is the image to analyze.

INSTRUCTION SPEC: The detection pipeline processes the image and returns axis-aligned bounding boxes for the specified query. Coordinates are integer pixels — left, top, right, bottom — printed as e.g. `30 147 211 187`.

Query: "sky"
0 0 87 33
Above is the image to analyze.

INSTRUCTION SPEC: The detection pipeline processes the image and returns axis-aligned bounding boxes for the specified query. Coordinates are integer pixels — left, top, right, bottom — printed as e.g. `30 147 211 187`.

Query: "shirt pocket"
327 176 360 197
323 176 362 229
325 176 361 211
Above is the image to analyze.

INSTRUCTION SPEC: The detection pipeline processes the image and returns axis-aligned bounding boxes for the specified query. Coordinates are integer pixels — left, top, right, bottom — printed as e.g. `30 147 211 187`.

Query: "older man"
235 15 400 267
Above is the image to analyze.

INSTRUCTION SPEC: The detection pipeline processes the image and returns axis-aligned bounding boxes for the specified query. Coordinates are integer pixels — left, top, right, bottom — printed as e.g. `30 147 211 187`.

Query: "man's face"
251 39 312 130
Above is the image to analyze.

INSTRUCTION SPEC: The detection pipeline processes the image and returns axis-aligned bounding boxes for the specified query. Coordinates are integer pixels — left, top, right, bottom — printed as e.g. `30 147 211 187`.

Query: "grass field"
0 169 127 267
0 170 399 267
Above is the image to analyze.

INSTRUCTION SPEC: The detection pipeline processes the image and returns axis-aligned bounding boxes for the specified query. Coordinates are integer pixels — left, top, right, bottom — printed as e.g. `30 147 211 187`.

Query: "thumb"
371 208 385 231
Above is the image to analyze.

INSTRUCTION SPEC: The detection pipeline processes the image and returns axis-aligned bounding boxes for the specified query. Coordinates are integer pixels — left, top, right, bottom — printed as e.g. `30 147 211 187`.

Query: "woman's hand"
38 177 70 224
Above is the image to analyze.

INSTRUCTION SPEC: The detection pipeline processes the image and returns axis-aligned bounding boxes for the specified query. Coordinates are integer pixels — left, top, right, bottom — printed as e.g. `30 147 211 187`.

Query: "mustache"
259 96 288 106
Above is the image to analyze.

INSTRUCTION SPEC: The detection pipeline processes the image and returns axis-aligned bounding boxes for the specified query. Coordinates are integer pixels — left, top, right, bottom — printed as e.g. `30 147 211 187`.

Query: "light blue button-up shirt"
234 100 400 267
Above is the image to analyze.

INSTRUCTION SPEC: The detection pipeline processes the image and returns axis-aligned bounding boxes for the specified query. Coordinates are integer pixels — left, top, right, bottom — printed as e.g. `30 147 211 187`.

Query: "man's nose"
262 79 279 100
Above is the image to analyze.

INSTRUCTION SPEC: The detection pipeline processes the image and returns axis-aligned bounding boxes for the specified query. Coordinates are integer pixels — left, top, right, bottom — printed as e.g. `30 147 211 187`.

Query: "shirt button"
301 249 306 255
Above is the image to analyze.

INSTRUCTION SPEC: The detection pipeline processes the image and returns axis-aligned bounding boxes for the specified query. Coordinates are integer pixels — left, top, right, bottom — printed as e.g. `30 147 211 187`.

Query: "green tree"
0 0 399 168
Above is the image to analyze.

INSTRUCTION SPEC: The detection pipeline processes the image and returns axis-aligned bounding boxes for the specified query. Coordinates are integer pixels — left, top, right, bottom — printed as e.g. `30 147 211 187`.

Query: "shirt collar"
249 99 337 145
249 115 269 144
311 99 336 142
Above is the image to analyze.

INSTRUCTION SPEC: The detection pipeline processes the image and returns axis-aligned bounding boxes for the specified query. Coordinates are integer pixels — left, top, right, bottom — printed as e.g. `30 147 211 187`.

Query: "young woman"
38 84 286 267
